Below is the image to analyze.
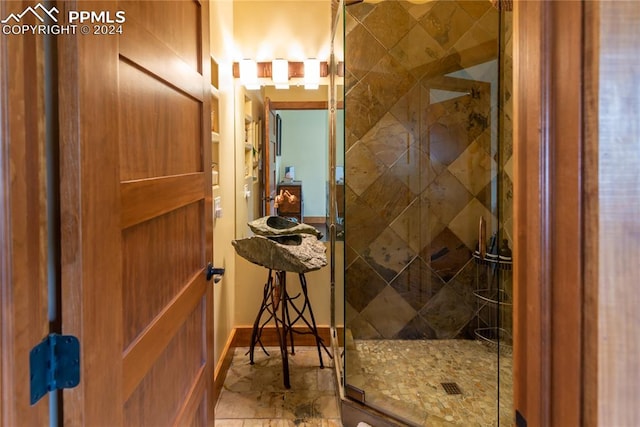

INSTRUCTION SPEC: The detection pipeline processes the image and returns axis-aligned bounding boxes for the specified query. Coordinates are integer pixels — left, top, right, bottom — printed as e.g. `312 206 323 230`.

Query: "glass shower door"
341 0 513 425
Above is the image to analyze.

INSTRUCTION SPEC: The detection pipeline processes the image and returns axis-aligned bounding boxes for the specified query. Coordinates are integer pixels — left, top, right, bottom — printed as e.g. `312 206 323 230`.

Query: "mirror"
229 0 345 422
229 2 346 402
232 1 343 239
234 86 344 239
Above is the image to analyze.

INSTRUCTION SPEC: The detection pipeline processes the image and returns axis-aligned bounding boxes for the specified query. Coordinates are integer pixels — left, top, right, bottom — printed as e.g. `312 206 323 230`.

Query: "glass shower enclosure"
333 0 514 425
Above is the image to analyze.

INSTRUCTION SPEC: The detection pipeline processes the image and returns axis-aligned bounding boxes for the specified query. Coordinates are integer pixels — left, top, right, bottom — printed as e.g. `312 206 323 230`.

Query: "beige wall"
232 1 332 62
210 0 237 369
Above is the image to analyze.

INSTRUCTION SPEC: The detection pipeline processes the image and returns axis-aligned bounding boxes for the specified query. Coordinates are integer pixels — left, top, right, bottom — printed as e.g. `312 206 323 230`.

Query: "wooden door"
0 2 50 424
57 1 214 425
513 1 583 425
263 97 277 216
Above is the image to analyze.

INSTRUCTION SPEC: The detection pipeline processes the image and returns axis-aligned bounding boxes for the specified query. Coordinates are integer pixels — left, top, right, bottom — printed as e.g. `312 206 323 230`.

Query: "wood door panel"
119 20 205 101
58 0 213 424
119 60 202 180
123 202 204 345
117 0 213 422
120 1 202 72
123 273 206 400
124 303 205 426
0 1 50 423
121 173 205 229
177 369 207 427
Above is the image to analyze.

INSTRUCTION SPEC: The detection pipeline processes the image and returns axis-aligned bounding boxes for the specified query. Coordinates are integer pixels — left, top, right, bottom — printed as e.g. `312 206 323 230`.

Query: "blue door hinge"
30 333 80 405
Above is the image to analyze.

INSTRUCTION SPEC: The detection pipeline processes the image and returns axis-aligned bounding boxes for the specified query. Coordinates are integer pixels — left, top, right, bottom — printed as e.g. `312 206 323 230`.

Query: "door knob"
205 263 225 283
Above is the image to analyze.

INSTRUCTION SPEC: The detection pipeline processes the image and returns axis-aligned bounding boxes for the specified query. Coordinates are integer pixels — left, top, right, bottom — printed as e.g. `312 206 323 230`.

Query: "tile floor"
214 346 342 426
215 340 513 427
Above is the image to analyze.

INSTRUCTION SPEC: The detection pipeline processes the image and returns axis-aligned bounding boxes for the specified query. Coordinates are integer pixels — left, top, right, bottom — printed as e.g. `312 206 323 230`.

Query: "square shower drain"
441 382 462 395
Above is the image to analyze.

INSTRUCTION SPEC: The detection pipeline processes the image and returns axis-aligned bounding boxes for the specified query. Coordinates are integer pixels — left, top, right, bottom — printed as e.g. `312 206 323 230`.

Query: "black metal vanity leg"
299 273 324 368
249 269 274 364
282 272 296 355
277 271 290 388
284 302 295 355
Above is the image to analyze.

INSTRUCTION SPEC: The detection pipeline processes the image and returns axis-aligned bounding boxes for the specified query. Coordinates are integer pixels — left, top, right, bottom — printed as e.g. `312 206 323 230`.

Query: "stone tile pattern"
345 0 513 341
214 342 512 427
215 347 341 426
345 338 513 426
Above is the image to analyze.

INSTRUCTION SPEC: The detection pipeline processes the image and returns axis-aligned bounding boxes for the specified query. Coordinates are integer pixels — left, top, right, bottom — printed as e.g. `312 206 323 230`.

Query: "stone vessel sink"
267 235 303 246
232 234 327 273
248 216 323 239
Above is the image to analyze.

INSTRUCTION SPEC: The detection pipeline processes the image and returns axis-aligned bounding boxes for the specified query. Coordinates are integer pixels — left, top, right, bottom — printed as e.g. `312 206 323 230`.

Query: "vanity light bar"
239 59 259 90
272 59 290 89
304 58 320 89
232 61 343 79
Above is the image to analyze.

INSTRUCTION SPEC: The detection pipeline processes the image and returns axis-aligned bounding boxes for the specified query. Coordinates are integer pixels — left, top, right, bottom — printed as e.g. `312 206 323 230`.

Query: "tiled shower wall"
344 0 513 340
